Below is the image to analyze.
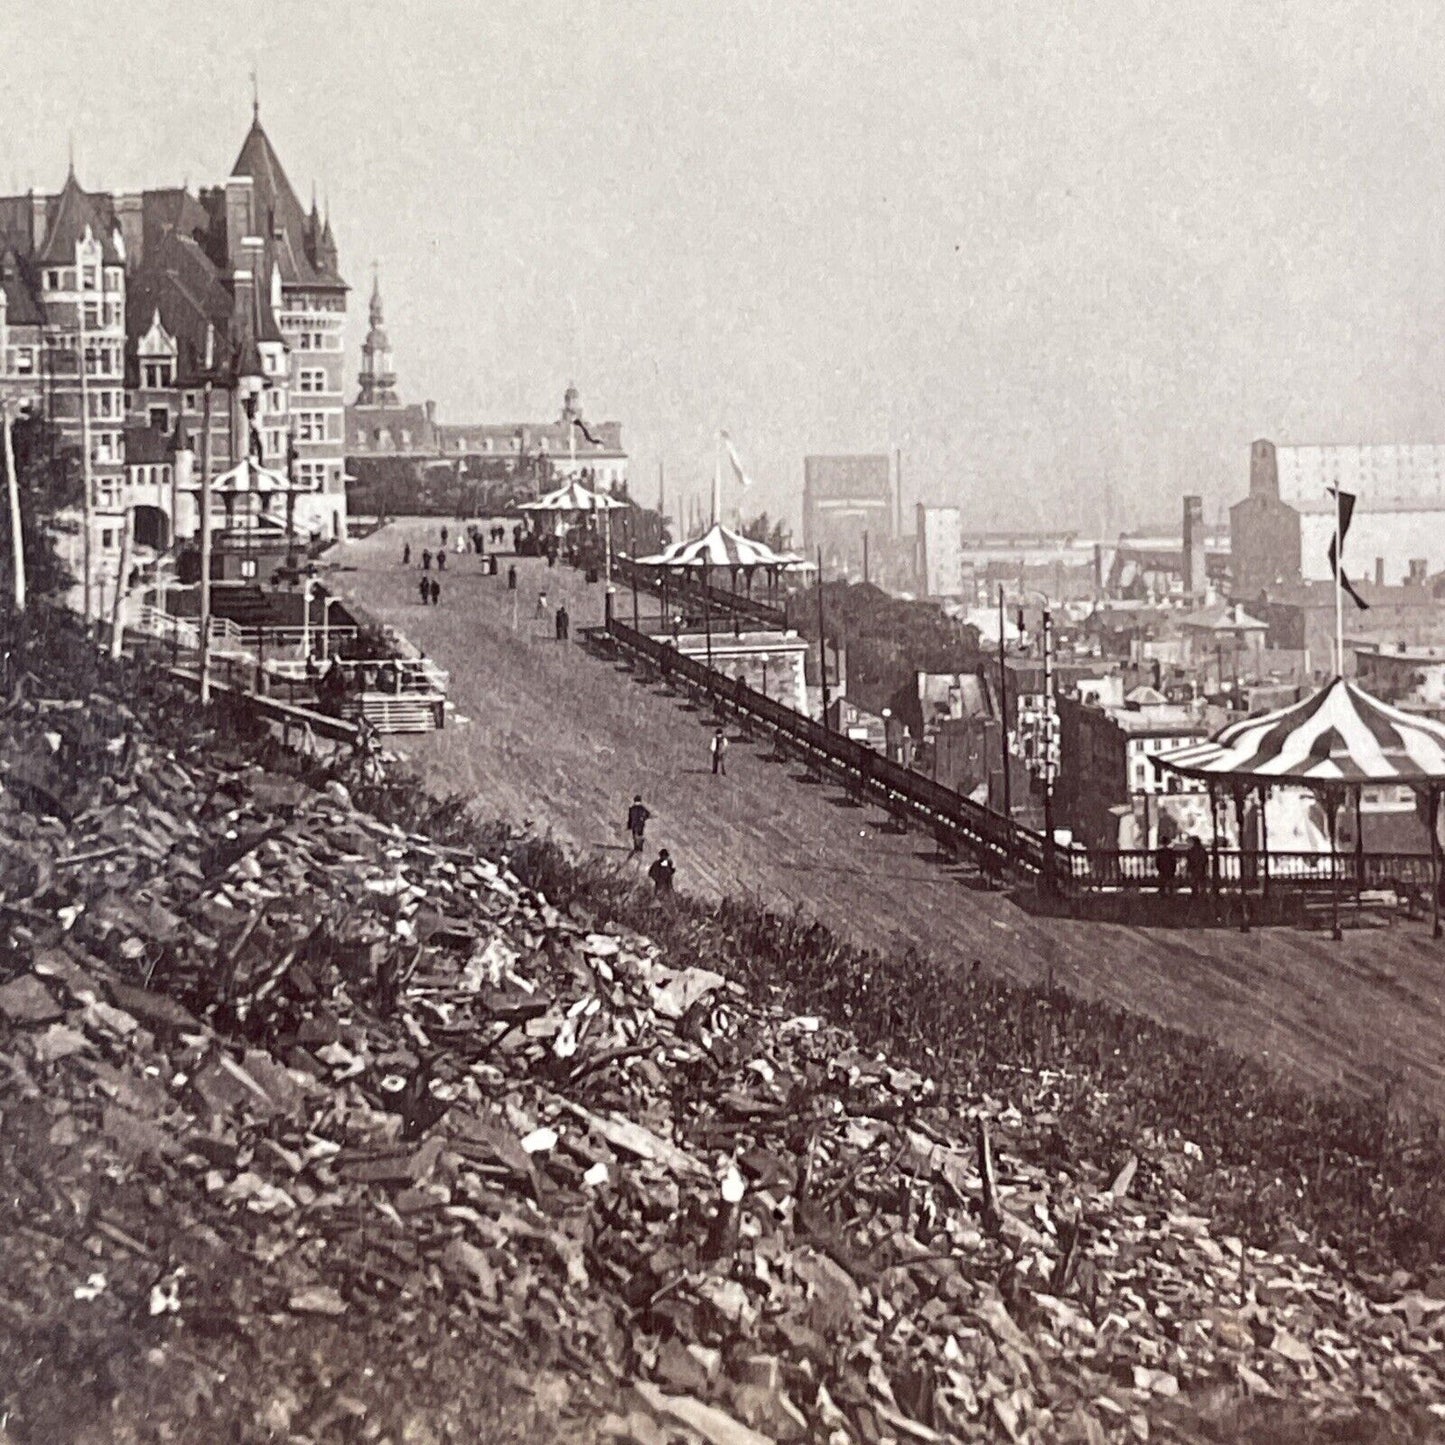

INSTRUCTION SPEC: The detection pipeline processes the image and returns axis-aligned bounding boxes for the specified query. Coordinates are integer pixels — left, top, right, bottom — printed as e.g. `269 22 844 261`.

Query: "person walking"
507 564 518 591
536 589 549 618
418 575 430 606
429 577 441 606
422 548 432 572
554 605 567 642
436 548 446 571
709 727 729 777
440 525 449 549
402 541 411 566
626 795 651 854
558 604 570 641
648 847 675 893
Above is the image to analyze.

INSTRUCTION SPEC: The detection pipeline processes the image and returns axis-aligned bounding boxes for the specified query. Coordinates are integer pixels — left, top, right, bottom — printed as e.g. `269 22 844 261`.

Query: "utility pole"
863 529 870 587
77 299 94 628
997 585 1011 828
1041 603 1057 892
108 508 132 661
197 382 213 702
3 402 24 615
816 546 830 727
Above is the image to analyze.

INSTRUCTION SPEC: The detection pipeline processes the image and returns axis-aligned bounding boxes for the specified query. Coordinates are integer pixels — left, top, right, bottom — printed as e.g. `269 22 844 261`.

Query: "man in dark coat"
626 795 650 854
429 577 441 606
648 848 675 893
422 549 432 572
1155 839 1177 894
419 575 430 606
710 727 729 776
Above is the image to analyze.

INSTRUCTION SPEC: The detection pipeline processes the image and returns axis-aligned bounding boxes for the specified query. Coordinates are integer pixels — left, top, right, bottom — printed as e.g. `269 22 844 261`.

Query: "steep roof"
0 248 42 326
126 226 233 385
230 119 344 290
38 169 122 265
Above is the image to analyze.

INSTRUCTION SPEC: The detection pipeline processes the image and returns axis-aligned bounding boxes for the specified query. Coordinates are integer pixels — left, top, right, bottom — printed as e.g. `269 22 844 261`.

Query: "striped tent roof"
518 480 627 513
637 522 805 570
1153 677 1445 786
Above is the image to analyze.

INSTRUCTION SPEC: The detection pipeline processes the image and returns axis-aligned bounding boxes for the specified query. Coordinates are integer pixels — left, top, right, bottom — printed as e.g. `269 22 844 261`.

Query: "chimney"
1249 439 1279 501
424 399 435 426
224 176 254 271
1375 557 1385 586
30 192 47 253
1182 495 1206 600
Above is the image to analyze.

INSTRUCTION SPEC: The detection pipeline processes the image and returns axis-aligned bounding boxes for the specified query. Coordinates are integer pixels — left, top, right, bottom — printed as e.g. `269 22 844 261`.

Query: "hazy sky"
8 1 1445 535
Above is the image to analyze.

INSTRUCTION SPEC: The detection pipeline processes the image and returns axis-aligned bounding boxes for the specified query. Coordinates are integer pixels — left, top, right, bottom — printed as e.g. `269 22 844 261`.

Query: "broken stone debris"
1 670 1443 1442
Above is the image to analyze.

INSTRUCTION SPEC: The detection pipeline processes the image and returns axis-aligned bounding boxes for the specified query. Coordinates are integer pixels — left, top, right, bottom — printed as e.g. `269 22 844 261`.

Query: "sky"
7 0 1445 537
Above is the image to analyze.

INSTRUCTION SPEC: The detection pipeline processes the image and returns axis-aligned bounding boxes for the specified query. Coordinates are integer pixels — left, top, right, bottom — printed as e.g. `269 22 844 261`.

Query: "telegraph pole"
77 299 94 627
816 546 830 727
997 586 1011 827
3 402 24 615
197 382 213 702
1041 603 1057 892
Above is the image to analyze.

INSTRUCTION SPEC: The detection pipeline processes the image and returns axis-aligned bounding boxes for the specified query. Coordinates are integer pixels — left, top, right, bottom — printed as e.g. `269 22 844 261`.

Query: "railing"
604 617 1049 878
612 555 789 630
603 617 1437 901
132 606 248 656
1069 848 1434 893
236 624 360 652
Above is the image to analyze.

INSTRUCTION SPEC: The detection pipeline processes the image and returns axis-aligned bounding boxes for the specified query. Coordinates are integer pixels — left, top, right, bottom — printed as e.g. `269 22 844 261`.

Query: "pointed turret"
355 265 398 406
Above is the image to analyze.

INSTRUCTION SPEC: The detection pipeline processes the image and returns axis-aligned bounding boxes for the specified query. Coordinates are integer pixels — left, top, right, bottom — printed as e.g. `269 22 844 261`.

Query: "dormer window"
142 360 174 389
81 264 98 290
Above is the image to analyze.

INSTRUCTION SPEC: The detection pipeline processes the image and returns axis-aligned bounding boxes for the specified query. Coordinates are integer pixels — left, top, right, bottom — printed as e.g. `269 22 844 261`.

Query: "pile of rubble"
2 666 1444 1442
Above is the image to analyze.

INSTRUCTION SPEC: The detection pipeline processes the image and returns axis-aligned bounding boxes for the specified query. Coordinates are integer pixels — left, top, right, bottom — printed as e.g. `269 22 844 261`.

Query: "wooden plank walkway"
336 521 1445 1114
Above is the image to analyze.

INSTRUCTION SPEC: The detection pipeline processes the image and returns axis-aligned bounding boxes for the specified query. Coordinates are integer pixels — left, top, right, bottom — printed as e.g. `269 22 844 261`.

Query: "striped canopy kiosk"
635 522 814 652
519 480 628 599
518 479 627 515
1153 677 1445 939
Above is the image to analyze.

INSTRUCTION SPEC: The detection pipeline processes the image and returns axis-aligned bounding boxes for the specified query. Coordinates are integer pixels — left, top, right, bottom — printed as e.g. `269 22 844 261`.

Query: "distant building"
1249 580 1445 676
915 503 963 597
346 352 628 501
436 384 627 491
802 454 892 576
1232 439 1445 596
1353 644 1445 718
1056 693 1215 850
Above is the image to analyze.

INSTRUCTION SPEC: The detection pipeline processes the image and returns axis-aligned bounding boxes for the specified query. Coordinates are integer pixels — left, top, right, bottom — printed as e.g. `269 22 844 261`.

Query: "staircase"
339 695 444 733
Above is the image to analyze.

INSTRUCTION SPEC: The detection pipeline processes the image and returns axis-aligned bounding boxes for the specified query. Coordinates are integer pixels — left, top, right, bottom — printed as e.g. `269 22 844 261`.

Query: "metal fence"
603 617 1048 878
603 617 1435 898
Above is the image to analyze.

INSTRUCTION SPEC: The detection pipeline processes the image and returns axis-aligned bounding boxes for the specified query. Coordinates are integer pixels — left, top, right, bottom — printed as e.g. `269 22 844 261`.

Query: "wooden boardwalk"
337 521 1445 1114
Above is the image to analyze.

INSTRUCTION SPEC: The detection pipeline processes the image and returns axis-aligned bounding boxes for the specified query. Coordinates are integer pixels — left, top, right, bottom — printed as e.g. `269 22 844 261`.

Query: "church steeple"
356 264 398 406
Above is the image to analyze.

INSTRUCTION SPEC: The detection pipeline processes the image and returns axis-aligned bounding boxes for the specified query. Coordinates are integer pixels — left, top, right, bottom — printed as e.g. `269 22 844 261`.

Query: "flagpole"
1333 485 1344 678
712 431 721 529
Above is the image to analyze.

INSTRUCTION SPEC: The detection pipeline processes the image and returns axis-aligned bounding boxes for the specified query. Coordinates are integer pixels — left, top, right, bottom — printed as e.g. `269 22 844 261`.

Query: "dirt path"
330 520 1445 1113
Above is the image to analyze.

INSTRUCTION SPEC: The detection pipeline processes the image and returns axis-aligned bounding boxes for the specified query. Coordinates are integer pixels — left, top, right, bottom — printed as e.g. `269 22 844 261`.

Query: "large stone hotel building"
0 107 348 591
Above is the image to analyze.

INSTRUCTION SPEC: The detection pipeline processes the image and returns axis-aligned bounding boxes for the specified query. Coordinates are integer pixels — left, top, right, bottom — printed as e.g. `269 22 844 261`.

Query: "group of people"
418 575 443 606
1155 832 1210 893
625 795 675 893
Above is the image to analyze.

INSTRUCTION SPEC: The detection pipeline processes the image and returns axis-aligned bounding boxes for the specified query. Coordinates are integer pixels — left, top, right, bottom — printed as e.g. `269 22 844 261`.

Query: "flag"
572 416 604 447
1327 487 1369 611
720 429 753 489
